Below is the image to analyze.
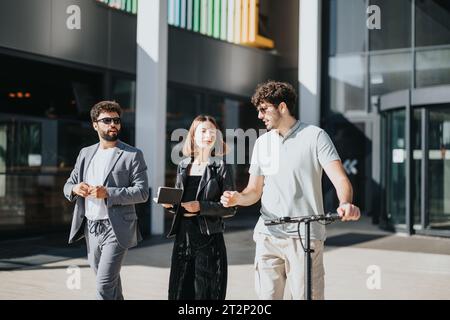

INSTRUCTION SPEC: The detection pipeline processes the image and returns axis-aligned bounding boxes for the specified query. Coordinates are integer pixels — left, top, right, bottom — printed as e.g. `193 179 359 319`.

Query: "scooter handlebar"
264 212 342 226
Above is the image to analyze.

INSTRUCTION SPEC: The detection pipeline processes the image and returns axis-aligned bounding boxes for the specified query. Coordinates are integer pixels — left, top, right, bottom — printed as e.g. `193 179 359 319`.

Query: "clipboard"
153 187 183 205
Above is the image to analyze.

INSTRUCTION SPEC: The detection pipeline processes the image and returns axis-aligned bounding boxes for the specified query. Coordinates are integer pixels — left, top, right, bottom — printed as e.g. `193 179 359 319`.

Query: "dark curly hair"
90 101 122 122
251 80 298 115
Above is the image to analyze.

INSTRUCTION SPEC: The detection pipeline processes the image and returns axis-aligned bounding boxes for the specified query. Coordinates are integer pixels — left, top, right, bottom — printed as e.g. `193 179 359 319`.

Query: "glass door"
381 85 450 236
380 90 411 232
427 105 450 230
385 109 407 227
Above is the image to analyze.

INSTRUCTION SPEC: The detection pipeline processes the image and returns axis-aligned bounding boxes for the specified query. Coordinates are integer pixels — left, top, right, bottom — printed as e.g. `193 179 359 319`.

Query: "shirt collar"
279 120 302 142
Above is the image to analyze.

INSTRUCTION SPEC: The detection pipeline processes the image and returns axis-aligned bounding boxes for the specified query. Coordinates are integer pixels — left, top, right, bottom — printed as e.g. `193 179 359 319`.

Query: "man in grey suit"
63 101 149 300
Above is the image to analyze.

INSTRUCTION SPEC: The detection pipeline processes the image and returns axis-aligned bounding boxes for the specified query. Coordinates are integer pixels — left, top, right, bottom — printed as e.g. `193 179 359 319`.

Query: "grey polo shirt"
249 121 340 241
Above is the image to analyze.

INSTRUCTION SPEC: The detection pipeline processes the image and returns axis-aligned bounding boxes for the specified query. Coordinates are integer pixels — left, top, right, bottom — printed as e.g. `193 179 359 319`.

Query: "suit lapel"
83 144 99 180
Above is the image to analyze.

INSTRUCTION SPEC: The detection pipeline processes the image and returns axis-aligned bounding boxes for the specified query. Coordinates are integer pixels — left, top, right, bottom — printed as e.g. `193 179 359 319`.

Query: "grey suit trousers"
85 219 127 300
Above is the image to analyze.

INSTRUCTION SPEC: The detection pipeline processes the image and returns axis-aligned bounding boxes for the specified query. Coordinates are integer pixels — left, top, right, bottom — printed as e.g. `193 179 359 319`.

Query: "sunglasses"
94 117 121 125
256 103 279 115
256 106 274 115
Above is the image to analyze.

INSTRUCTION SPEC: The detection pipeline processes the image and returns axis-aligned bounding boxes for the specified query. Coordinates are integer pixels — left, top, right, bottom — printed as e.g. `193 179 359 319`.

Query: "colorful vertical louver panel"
200 0 208 34
193 0 201 32
213 0 221 39
99 0 273 49
220 0 228 41
180 0 187 28
227 0 234 43
166 0 274 49
207 0 214 36
96 0 137 14
248 0 256 42
174 0 181 27
241 0 249 43
234 0 242 44
168 0 175 24
187 0 193 30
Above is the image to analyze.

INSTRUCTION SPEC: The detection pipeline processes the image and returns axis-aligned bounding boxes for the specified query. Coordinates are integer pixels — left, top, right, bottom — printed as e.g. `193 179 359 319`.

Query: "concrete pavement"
1 215 450 300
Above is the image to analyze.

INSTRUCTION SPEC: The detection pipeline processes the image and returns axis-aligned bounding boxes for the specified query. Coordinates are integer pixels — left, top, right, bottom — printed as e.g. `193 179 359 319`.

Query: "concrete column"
298 0 321 126
136 0 168 235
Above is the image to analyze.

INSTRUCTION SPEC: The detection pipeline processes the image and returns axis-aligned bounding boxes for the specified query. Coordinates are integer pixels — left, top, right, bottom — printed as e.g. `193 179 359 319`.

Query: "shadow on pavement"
325 233 389 248
5 212 450 271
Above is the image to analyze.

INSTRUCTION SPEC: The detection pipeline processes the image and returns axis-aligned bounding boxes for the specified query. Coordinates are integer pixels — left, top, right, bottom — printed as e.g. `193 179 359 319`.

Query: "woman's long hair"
182 115 229 158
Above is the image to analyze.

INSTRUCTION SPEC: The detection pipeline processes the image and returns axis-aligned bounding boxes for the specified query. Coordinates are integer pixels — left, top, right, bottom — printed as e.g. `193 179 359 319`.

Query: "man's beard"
100 130 120 142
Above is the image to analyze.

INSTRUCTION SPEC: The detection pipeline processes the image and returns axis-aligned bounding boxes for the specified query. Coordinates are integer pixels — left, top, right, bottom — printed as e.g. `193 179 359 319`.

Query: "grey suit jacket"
63 140 149 249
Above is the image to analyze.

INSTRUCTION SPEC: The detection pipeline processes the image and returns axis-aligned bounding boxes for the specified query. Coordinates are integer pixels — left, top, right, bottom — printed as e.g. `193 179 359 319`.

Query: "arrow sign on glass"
343 159 358 175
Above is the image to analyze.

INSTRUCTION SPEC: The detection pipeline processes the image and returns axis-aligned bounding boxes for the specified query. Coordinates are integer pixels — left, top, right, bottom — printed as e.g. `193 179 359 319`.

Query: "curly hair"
90 101 122 122
251 80 297 115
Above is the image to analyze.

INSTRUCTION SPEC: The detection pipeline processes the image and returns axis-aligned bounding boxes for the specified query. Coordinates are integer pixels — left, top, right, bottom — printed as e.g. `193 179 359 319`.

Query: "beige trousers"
253 232 325 300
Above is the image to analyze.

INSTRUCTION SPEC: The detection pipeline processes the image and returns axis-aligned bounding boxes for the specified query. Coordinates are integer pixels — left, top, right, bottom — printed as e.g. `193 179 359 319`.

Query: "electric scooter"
264 213 342 300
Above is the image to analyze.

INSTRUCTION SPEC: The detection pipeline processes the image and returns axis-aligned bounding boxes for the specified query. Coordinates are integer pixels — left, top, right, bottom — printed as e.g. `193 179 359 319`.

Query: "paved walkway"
1 215 450 300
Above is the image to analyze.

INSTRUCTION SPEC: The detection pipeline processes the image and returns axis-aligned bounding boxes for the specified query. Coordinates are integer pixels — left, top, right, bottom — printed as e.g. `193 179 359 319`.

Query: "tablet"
154 187 183 205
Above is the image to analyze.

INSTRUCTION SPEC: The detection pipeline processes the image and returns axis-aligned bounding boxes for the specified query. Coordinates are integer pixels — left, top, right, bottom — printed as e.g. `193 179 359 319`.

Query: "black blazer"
167 157 237 238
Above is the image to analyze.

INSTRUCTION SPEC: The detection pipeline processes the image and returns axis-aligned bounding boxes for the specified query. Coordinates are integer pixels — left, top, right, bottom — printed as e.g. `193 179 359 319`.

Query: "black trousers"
168 218 227 300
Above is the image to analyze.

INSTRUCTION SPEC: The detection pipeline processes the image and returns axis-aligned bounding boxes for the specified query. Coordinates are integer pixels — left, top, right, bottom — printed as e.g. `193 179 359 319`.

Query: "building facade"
322 0 450 236
0 0 448 238
0 0 296 237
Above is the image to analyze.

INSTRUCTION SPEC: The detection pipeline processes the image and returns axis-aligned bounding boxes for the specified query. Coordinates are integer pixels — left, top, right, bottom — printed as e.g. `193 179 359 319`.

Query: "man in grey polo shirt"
221 80 360 300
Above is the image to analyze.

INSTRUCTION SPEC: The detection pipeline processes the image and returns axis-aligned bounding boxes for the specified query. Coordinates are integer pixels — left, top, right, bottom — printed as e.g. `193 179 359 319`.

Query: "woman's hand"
181 201 200 213
161 203 173 209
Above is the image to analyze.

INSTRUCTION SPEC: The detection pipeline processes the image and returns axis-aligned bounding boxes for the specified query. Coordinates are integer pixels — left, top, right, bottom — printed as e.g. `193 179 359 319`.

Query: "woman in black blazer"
160 115 236 300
